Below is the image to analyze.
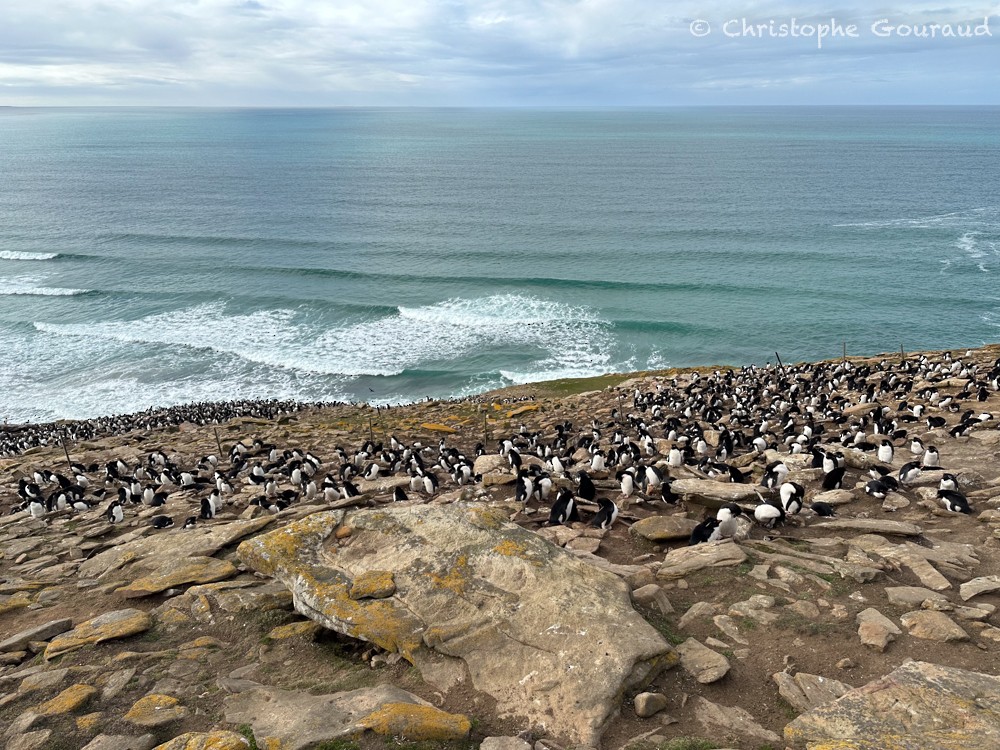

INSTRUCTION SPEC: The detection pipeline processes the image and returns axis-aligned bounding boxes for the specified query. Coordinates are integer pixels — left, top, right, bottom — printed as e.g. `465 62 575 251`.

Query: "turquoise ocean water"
1 107 999 422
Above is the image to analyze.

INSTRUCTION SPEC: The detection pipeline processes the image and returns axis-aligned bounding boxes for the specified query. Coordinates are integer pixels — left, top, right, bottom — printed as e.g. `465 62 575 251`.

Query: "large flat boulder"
784 661 1000 749
237 505 675 748
223 684 469 748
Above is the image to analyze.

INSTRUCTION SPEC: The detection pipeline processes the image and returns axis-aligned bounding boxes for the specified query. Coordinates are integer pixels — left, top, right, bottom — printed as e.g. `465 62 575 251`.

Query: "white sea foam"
834 208 994 229
0 277 88 296
33 294 614 382
0 251 59 261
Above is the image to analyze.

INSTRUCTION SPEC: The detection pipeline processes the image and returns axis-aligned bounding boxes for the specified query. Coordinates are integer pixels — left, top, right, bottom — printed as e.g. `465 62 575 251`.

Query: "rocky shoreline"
2 344 1000 750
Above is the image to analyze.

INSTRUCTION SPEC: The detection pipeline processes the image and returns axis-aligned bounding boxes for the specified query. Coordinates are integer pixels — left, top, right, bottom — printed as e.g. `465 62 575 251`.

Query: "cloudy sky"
3 1 998 105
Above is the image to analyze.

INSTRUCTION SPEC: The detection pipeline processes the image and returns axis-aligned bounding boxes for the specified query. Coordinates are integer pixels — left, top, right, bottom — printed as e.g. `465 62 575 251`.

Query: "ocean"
1 106 999 423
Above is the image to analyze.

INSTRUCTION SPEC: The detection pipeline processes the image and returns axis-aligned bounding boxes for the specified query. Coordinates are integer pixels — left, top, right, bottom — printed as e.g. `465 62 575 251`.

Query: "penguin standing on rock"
151 515 174 529
938 489 972 514
877 440 894 464
591 498 619 529
106 500 124 524
548 488 578 526
899 461 922 486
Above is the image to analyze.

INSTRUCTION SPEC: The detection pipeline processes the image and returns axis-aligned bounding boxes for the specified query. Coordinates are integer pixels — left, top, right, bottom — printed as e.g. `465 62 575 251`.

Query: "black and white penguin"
939 473 959 492
199 496 215 520
937 489 972 514
714 502 744 538
548 488 578 526
821 466 847 491
779 482 805 514
577 471 597 502
898 461 922 485
151 515 174 529
877 440 894 464
182 516 198 529
106 500 124 524
865 479 890 500
921 446 940 468
514 470 534 504
754 500 785 529
689 518 721 545
392 487 408 503
810 501 836 517
591 498 619 529
909 436 924 456
617 469 635 498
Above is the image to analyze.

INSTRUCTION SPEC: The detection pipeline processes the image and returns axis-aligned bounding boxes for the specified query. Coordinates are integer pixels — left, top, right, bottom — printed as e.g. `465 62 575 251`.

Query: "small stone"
116 557 237 599
837 658 856 669
856 608 901 652
900 610 969 642
713 615 749 645
123 694 189 727
631 584 673 615
19 668 70 694
630 515 699 541
960 576 1000 601
0 651 27 666
81 734 158 750
634 691 669 718
772 671 854 712
0 618 73 653
479 737 533 750
786 600 821 620
678 601 721 630
885 586 950 608
676 638 731 684
101 669 137 702
565 536 601 554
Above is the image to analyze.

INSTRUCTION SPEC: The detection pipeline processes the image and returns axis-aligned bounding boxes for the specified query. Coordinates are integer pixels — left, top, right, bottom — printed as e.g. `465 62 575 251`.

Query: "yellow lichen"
266 621 322 640
151 731 252 750
429 554 470 595
358 702 471 741
349 570 396 600
0 590 35 616
493 539 529 557
124 694 187 726
38 683 97 715
420 422 458 434
76 711 102 732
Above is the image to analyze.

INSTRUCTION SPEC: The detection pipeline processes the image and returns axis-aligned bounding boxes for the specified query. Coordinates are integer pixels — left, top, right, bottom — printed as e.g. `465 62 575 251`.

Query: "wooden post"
213 427 224 459
843 342 847 361
483 411 489 447
900 344 906 363
774 352 786 375
368 415 374 445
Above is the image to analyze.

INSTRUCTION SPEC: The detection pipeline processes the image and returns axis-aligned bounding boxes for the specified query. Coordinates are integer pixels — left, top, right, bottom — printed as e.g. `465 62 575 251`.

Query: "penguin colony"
4 351 998 543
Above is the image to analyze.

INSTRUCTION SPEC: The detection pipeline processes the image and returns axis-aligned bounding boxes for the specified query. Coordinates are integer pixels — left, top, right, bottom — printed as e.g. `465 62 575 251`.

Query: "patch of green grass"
314 740 362 750
253 608 293 632
642 611 687 645
735 562 754 575
237 724 260 750
738 617 758 631
652 738 721 750
383 740 477 750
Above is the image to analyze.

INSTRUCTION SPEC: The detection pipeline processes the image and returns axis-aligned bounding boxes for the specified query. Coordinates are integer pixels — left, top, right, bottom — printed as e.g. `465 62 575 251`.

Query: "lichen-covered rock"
356 702 471 740
124 694 189 727
899 610 969 642
237 505 674 748
224 684 463 750
0 618 73 652
37 683 97 715
115 556 237 598
675 638 731 684
785 661 1000 749
656 542 747 580
151 732 250 750
772 671 854 713
630 515 699 541
349 570 396 600
44 609 154 660
266 621 322 640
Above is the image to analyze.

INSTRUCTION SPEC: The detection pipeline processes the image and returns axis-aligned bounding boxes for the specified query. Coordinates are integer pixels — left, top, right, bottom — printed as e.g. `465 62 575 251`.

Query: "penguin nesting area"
2 344 1000 750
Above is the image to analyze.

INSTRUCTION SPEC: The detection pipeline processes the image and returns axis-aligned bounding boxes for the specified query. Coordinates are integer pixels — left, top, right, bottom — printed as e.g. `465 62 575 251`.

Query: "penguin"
714 502 744 539
548 488 578 526
182 516 198 529
754 500 785 529
514 470 534 504
106 500 124 524
199 496 215 520
689 518 720 545
577 471 597 502
392 487 408 503
937 489 972 514
151 515 174 529
898 461 922 485
909 437 924 456
28 497 46 518
939 473 959 492
877 440 894 464
775 482 802 513
821 466 847 491
865 479 890 500
617 469 635 498
588 488 621 524
921 445 940 468
810 501 836 517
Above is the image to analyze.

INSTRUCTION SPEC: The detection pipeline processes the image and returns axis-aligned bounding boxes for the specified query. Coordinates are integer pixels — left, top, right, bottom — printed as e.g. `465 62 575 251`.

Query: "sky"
2 1 999 106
